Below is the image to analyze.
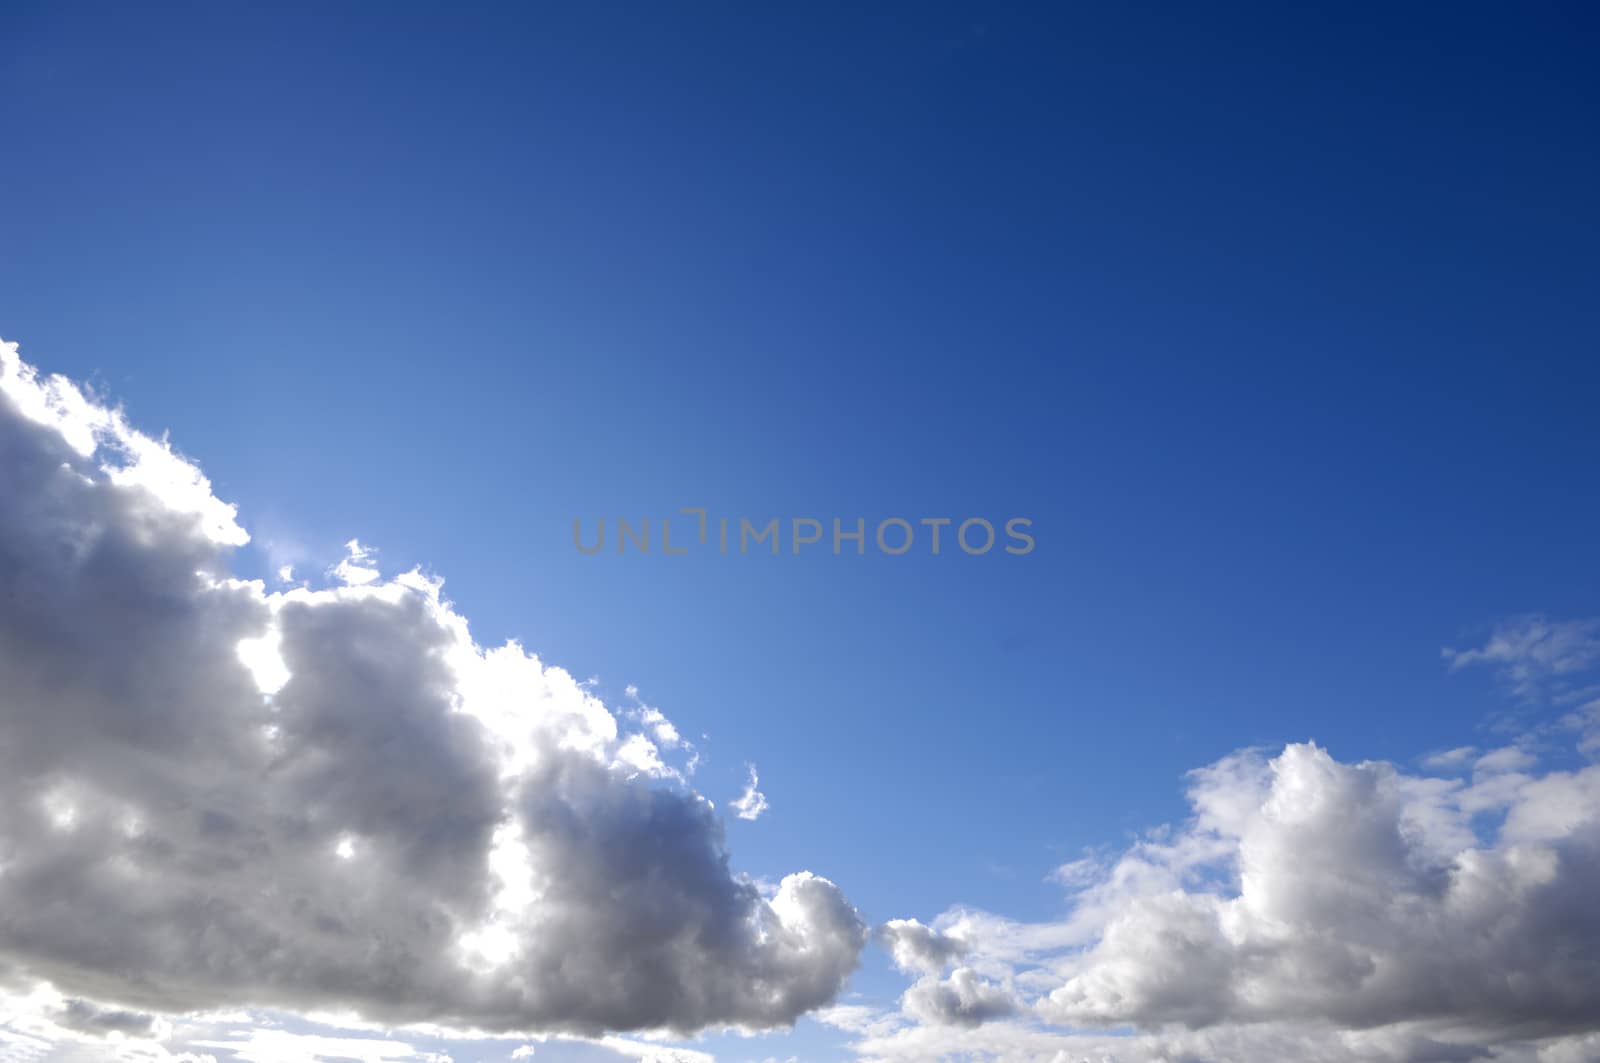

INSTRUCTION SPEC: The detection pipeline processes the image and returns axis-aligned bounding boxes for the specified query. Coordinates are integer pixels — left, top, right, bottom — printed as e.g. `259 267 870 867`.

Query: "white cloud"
1475 744 1537 775
0 340 866 1044
330 538 381 586
1421 745 1477 771
865 732 1600 1060
730 765 769 822
620 689 697 777
848 1015 1600 1063
189 1028 436 1063
813 1003 905 1038
624 688 683 749
591 1035 715 1063
0 342 245 547
1445 616 1600 699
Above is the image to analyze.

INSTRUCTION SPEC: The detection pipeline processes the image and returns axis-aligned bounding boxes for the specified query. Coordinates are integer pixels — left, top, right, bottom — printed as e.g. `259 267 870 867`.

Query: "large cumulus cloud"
864 710 1600 1059
0 339 865 1037
1033 741 1600 1037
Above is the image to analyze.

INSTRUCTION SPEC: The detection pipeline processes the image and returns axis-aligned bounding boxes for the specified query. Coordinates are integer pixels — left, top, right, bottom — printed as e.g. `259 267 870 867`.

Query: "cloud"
1044 741 1600 1033
730 765 769 822
1445 616 1600 699
329 539 381 587
1474 744 1537 775
901 968 1015 1028
876 919 967 975
1421 745 1477 771
868 733 1600 1061
589 1035 716 1063
189 1028 440 1063
622 689 698 777
814 1004 905 1039
0 340 866 1041
52 999 162 1039
846 1014 1600 1063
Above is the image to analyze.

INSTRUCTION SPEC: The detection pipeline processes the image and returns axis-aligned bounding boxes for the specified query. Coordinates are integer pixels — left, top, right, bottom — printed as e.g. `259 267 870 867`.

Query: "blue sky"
2 5 1599 1062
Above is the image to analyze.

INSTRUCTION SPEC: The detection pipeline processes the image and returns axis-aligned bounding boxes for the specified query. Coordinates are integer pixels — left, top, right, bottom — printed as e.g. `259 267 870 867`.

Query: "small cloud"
814 1003 905 1038
1050 852 1110 890
878 918 967 974
612 732 677 781
54 998 161 1039
621 687 697 776
902 967 1015 1027
330 538 381 586
730 764 769 821
1421 746 1477 771
1473 745 1536 775
625 688 683 749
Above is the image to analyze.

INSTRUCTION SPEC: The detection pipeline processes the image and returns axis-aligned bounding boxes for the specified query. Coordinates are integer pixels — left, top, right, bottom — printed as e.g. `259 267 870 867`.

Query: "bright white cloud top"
0 340 867 1042
3 336 1600 1063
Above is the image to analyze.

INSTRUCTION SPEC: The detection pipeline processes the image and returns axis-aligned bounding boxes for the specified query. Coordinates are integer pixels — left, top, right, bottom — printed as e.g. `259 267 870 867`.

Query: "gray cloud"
901 968 1015 1028
877 919 968 974
868 735 1600 1061
1040 742 1600 1034
51 1000 160 1039
0 340 865 1038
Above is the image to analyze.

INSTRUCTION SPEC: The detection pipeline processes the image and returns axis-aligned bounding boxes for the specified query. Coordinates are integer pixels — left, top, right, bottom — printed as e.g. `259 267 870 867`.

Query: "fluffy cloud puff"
0 340 865 1037
877 920 967 975
901 968 1014 1028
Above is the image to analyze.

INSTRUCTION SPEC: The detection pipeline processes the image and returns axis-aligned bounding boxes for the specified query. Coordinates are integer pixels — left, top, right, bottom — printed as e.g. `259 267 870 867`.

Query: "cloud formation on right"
858 642 1600 1061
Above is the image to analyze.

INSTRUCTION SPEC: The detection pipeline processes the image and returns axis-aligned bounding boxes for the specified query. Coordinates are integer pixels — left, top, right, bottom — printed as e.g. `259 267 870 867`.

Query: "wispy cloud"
730 764 769 821
1444 614 1600 699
